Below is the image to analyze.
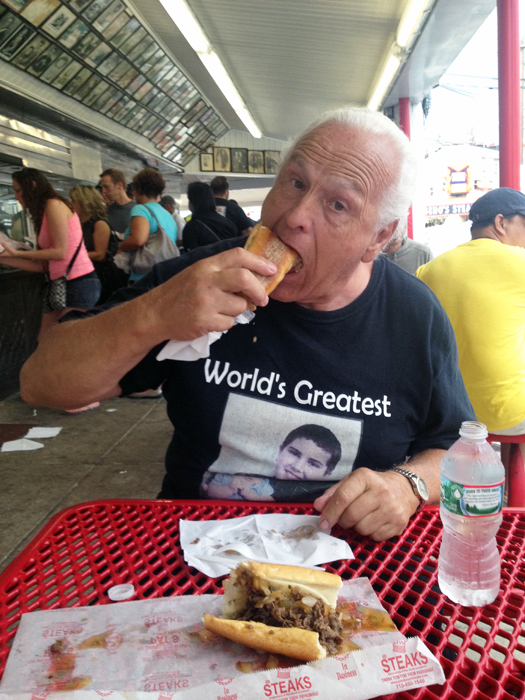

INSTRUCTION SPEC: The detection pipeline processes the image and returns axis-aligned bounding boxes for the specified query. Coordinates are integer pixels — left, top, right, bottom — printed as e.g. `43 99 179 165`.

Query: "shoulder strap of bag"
65 239 83 279
144 203 165 233
197 220 220 242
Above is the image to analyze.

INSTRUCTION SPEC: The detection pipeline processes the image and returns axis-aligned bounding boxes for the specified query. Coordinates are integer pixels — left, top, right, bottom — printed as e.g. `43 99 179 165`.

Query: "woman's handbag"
131 205 180 276
42 240 83 313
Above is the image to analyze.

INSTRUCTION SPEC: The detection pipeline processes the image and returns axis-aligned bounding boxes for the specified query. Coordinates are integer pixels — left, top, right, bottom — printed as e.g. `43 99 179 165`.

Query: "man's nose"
284 192 315 231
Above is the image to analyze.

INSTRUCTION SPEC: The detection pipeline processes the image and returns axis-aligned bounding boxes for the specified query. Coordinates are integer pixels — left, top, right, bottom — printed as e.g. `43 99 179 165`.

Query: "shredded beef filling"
236 586 343 655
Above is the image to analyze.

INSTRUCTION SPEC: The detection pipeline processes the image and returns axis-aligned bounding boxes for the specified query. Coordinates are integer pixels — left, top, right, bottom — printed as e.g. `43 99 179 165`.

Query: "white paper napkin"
156 310 255 362
25 427 62 439
180 513 354 577
1 438 43 453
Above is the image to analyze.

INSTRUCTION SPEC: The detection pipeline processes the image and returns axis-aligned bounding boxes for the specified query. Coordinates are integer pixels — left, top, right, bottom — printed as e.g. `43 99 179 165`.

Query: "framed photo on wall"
93 0 125 33
27 42 61 76
69 0 91 11
74 73 101 101
102 10 129 41
264 150 280 175
40 51 72 83
82 0 108 23
248 150 264 174
20 0 59 24
83 79 110 107
231 148 248 173
11 35 50 70
59 19 89 48
41 6 76 38
4 0 32 11
51 59 82 89
62 66 91 96
214 147 231 172
86 41 111 67
73 32 101 60
0 24 34 60
111 17 140 48
200 153 213 172
0 14 24 47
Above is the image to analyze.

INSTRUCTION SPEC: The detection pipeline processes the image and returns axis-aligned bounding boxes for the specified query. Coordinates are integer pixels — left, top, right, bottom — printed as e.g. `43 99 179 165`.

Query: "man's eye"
293 179 304 190
333 201 345 212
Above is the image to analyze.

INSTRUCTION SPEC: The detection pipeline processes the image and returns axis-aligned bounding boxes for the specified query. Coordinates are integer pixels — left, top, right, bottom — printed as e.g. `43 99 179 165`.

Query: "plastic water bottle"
438 420 505 606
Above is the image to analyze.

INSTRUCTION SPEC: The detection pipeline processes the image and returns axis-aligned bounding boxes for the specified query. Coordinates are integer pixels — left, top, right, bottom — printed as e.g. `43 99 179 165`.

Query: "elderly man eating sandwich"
20 107 475 541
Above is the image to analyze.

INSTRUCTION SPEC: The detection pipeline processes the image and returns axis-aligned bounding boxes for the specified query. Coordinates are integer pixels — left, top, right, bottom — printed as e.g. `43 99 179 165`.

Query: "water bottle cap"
459 420 488 439
108 583 135 601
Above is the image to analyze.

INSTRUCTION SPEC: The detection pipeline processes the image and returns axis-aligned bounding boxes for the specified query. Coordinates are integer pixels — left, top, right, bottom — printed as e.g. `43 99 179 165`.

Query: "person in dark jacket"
183 182 239 251
210 176 256 234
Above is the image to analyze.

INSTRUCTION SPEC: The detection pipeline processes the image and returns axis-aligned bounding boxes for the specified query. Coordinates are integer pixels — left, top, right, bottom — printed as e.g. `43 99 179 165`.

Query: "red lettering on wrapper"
263 676 312 696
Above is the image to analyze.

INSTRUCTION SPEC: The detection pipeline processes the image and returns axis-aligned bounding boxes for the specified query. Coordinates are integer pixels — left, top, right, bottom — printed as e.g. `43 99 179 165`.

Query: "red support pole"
497 0 521 189
398 97 413 239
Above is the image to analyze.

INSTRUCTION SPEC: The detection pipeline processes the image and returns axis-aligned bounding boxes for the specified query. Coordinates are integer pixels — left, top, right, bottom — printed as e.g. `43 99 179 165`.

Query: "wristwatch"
390 467 430 511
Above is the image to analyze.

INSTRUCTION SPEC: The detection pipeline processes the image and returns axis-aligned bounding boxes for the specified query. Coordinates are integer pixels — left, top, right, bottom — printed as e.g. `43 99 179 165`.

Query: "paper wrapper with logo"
0 577 444 699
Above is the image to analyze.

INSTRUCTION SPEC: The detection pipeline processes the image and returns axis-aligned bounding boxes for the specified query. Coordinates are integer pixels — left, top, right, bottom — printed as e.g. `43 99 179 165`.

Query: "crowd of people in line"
0 167 252 332
0 165 253 407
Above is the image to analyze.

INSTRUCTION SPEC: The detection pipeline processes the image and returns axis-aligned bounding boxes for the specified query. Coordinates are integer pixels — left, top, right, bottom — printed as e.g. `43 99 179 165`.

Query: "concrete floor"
0 392 171 574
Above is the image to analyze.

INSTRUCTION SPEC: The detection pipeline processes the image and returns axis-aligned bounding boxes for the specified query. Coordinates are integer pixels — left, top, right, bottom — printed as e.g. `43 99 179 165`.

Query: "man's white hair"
278 107 417 232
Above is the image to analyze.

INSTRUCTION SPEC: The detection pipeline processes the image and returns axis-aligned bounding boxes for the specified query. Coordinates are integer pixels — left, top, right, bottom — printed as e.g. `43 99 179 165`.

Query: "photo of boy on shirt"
202 424 342 501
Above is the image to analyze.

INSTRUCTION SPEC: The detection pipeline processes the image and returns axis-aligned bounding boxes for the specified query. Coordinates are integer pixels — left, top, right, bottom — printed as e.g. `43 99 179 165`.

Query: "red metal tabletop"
0 500 524 700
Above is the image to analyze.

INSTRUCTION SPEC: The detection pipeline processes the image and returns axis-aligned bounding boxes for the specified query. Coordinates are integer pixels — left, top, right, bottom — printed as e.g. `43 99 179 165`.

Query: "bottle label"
440 477 504 516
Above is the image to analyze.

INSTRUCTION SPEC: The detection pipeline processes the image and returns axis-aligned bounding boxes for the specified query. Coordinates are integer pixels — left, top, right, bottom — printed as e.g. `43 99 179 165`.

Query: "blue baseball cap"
469 187 525 225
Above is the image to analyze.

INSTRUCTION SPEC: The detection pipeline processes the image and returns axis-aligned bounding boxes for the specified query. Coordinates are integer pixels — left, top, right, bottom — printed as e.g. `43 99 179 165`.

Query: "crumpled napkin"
180 513 354 577
156 310 255 362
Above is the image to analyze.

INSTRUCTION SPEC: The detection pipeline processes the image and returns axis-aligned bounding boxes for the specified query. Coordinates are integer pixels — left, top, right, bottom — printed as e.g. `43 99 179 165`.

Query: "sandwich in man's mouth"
203 560 343 661
243 224 302 308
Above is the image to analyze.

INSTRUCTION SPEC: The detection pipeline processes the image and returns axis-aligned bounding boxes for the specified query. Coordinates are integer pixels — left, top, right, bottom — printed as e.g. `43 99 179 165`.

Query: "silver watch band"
390 467 429 510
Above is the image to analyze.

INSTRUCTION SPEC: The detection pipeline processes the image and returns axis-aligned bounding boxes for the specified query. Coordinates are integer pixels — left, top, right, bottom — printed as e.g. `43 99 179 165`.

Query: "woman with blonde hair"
69 184 128 304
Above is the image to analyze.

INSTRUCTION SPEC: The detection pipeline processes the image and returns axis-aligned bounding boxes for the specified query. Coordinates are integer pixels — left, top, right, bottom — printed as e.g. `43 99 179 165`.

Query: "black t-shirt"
215 197 256 233
82 240 474 501
182 210 239 250
106 201 134 235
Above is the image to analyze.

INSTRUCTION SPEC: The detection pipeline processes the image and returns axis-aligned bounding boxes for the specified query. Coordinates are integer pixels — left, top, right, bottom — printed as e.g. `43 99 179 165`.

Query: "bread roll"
243 224 301 308
203 561 343 661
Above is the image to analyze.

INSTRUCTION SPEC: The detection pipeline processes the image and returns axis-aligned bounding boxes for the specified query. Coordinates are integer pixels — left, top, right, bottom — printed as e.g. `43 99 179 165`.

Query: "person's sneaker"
128 388 163 399
64 402 100 414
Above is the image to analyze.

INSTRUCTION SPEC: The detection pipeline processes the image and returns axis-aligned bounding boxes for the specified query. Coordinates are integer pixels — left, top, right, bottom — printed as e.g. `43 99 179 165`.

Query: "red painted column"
398 97 413 239
497 0 521 189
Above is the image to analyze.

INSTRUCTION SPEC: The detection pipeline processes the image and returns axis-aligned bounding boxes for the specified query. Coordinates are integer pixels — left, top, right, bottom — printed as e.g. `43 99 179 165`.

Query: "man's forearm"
20 247 280 409
20 294 161 409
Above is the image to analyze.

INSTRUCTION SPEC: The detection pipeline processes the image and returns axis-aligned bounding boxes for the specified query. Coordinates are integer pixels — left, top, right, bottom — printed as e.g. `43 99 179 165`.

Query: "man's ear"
494 213 508 240
362 220 399 262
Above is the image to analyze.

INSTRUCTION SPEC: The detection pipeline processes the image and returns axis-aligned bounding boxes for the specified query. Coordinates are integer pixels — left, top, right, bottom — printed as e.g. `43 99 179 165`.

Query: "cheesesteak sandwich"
203 561 343 661
243 224 302 309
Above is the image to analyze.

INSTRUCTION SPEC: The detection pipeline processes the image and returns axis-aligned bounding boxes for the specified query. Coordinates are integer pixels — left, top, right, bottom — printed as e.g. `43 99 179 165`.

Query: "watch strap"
390 467 428 510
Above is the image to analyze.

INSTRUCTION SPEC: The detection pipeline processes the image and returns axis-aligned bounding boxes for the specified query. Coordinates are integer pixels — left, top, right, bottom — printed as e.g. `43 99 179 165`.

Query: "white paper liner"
0 578 444 700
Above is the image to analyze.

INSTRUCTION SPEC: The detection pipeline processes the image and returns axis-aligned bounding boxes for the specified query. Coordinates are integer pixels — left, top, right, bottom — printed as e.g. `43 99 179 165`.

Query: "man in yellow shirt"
416 188 525 456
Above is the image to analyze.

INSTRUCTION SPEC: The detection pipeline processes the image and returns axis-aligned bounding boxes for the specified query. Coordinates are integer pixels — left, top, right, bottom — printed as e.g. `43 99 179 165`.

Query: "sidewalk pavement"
0 393 171 574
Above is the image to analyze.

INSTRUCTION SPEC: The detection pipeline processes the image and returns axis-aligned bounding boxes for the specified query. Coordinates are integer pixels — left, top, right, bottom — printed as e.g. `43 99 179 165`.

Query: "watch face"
416 478 430 501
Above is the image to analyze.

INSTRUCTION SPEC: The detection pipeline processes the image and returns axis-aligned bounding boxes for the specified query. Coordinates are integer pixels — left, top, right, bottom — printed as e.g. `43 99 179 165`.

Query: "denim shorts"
66 272 101 309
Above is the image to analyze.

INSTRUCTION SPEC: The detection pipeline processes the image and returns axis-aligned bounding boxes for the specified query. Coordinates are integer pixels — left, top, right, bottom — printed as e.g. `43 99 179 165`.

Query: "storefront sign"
426 203 472 217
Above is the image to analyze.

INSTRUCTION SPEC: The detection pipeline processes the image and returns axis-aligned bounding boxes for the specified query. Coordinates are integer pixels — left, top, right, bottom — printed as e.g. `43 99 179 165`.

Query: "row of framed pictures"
201 148 280 175
0 0 229 167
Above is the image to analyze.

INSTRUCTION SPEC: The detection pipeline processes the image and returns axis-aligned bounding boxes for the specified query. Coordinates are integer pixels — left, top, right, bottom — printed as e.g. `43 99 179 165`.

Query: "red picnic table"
0 500 524 699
